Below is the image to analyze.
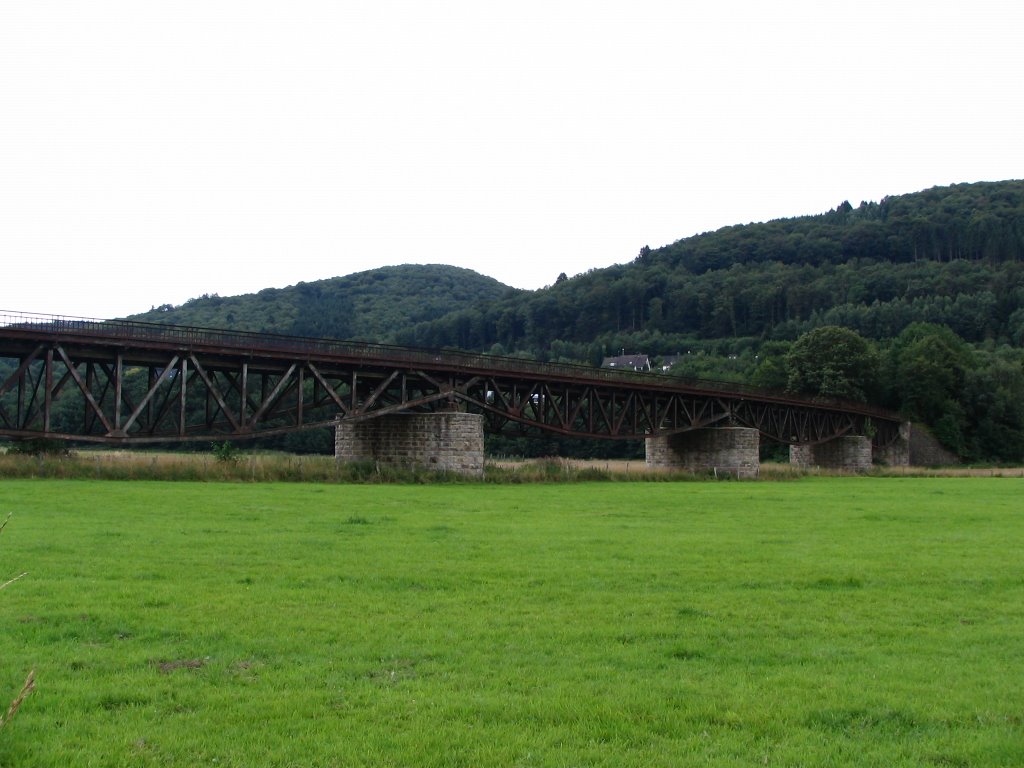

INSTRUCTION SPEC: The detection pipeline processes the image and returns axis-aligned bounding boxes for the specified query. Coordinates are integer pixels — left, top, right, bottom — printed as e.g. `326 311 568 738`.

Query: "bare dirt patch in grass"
156 658 206 674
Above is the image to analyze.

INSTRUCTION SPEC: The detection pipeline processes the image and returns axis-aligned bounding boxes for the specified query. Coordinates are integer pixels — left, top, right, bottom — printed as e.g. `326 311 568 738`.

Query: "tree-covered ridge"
130 264 516 341
654 179 1024 272
399 180 1024 354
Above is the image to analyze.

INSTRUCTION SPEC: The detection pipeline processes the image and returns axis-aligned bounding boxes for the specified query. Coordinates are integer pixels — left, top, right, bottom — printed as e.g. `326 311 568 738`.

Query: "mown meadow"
0 478 1021 766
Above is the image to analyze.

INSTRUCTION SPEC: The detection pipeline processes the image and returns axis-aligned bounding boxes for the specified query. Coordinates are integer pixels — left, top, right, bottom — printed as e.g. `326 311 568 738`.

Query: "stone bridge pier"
789 436 873 472
336 412 485 477
790 422 912 471
646 427 760 479
874 422 912 466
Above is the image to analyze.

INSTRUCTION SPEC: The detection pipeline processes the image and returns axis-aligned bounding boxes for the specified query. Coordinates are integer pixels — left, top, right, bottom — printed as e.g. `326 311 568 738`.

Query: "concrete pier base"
790 435 872 472
646 427 760 479
335 412 485 477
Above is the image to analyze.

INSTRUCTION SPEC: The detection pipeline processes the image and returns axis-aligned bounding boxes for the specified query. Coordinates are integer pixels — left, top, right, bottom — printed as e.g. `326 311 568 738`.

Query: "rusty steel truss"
0 312 904 447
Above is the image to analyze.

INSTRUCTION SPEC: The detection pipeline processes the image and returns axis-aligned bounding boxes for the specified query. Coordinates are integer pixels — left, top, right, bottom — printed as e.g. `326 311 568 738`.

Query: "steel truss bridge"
0 312 903 448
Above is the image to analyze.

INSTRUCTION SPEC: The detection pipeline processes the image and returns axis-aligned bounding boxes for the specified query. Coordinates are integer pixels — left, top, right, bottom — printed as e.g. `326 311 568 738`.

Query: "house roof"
601 354 650 369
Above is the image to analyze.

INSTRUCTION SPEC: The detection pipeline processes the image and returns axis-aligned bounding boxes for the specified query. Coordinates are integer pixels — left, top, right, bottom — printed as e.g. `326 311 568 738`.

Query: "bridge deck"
0 311 902 445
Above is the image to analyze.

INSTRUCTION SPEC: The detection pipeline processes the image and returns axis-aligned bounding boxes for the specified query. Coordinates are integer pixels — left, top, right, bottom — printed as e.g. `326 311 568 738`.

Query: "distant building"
659 355 684 372
601 354 651 372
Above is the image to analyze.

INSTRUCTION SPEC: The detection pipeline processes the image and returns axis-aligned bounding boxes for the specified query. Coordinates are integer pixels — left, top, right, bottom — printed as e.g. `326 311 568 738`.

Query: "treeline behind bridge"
398 181 1024 355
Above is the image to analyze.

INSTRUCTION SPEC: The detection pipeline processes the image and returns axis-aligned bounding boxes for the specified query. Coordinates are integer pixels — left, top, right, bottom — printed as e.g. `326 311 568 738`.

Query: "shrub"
211 441 241 463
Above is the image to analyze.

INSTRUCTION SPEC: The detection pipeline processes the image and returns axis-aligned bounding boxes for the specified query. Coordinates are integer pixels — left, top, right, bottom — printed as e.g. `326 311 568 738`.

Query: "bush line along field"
1 478 1022 767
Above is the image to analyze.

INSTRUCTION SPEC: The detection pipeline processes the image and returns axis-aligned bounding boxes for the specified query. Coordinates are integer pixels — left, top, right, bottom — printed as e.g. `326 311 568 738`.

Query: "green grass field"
0 478 1021 766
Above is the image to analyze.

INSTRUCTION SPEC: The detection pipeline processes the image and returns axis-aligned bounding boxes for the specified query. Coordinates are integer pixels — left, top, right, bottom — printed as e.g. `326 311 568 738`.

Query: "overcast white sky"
2 1 1022 320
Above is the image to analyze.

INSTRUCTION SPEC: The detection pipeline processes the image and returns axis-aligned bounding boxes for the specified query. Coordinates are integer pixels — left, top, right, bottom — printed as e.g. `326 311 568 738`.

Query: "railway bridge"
0 311 909 477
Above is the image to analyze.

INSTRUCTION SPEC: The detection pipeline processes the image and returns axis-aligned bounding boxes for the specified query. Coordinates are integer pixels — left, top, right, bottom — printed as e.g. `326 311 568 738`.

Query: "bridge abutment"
646 427 760 479
874 422 912 466
335 412 485 477
790 435 873 472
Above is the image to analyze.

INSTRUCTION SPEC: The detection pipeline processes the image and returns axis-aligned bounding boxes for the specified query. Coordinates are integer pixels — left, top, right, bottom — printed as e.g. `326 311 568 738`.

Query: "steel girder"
0 314 904 446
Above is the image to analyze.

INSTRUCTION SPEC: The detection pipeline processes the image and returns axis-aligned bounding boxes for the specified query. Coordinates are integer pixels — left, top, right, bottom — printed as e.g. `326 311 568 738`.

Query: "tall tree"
785 326 880 402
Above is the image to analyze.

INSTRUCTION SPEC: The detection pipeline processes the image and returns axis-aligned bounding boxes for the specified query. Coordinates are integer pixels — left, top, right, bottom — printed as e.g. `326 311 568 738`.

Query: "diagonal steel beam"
0 346 45 428
307 363 349 415
189 356 241 432
54 345 113 434
341 389 457 422
250 364 298 426
118 356 180 435
0 345 44 399
356 369 400 415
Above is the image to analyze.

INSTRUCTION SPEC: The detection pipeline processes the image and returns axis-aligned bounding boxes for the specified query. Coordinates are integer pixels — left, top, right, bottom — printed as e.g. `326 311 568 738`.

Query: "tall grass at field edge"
1 450 1016 482
0 452 786 483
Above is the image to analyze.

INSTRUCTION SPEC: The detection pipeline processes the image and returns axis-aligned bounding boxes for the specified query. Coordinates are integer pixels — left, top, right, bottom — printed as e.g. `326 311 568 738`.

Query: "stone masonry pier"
790 435 873 472
646 427 760 479
874 422 912 467
336 412 485 477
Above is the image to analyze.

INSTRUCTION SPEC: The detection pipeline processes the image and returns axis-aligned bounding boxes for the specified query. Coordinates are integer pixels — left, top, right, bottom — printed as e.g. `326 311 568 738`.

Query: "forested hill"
130 264 517 341
399 180 1024 357
128 181 1024 355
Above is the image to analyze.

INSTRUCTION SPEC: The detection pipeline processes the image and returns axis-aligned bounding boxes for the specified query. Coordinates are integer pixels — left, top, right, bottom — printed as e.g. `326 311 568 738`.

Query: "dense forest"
131 182 1024 357
399 181 1024 355
7 180 1022 462
130 264 517 342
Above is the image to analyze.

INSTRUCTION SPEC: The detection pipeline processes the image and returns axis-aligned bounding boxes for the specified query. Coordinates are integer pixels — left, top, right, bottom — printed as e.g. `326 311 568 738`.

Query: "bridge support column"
335 412 484 477
874 422 911 467
646 427 759 479
790 435 872 472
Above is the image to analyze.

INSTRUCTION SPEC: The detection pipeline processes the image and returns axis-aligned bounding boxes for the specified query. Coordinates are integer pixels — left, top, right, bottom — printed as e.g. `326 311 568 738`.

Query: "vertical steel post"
43 347 53 433
239 362 248 429
179 357 188 436
16 358 24 429
147 366 156 433
114 353 123 432
85 362 95 433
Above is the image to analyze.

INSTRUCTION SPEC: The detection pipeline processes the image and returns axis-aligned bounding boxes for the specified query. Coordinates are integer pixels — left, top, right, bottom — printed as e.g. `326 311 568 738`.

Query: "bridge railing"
0 310 900 422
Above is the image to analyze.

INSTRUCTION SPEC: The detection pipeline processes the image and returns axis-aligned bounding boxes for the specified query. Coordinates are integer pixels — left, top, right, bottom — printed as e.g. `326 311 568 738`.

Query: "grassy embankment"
0 478 1022 766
